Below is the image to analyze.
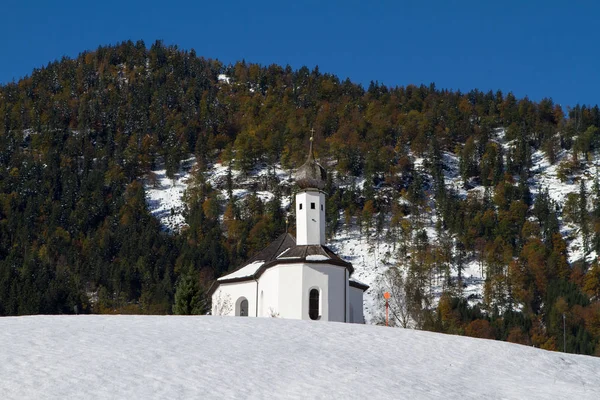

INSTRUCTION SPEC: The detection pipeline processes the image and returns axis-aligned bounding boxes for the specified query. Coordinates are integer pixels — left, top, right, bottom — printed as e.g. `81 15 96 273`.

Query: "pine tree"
173 274 208 315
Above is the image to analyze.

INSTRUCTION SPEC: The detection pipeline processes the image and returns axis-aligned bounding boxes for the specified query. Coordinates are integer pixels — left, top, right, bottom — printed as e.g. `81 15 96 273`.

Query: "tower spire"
308 127 315 161
295 127 326 190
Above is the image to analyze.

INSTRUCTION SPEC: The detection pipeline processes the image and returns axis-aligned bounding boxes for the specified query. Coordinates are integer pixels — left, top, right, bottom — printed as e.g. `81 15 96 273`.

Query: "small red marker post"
383 292 390 326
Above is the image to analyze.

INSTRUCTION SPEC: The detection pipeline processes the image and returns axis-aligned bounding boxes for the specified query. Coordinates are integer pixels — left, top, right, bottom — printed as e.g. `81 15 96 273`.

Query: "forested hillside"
1 40 599 355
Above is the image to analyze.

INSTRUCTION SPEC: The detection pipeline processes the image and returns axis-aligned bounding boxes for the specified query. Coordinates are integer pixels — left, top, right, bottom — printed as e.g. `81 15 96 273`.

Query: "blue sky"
1 1 598 107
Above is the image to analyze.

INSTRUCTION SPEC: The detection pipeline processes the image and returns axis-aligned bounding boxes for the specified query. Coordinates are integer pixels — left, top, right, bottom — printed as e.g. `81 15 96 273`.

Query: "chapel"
210 134 368 323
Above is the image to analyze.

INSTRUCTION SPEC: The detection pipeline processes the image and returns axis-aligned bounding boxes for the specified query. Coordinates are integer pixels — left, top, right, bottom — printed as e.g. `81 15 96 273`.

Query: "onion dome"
295 134 326 190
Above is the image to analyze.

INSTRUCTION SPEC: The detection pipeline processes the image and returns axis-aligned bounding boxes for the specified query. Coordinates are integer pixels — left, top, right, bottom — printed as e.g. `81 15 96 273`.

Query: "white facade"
301 264 348 321
212 261 361 323
212 280 257 317
295 190 326 245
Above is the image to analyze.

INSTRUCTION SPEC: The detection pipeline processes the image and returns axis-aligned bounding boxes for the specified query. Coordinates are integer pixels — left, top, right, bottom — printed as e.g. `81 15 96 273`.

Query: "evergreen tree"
173 274 208 315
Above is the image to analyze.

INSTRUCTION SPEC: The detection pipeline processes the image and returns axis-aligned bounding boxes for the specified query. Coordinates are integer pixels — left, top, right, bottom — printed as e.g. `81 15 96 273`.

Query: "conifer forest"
1 40 600 355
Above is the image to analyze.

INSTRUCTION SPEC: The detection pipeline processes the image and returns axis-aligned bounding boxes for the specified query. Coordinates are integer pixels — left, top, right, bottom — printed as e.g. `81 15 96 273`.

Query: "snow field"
1 315 599 400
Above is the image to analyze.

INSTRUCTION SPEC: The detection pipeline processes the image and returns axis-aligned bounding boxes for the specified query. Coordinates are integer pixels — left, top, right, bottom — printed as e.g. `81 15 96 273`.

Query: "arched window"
236 297 249 316
309 289 320 320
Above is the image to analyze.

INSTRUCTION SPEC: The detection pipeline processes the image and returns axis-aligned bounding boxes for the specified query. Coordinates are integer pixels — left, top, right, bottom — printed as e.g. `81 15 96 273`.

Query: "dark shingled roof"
277 244 353 272
243 232 296 266
209 233 364 294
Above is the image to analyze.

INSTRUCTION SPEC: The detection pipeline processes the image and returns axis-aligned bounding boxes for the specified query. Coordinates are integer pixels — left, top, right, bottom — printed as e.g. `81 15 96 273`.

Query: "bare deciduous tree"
212 292 232 316
375 267 411 328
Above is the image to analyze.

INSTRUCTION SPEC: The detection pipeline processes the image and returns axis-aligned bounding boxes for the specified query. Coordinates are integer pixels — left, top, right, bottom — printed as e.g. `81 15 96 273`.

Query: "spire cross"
308 128 316 159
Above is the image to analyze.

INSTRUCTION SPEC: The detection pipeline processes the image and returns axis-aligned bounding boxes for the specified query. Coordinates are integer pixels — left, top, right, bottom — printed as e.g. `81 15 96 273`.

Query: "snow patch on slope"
143 131 600 321
144 157 195 233
530 147 598 264
328 224 398 323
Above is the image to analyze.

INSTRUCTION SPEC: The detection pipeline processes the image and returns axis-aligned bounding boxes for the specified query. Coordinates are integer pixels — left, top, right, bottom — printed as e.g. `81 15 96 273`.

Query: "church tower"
295 131 327 245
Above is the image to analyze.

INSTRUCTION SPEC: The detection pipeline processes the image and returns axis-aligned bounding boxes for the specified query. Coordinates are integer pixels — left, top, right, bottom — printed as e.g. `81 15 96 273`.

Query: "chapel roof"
210 233 362 292
349 277 369 291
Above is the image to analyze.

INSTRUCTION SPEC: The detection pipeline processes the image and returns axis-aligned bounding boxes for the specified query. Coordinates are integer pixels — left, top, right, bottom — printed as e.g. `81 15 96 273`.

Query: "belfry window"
309 289 320 320
321 204 323 211
311 202 315 209
299 203 303 210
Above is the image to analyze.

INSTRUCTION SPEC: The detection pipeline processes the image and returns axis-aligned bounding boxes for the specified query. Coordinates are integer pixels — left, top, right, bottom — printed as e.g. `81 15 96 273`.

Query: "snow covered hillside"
144 128 600 323
1 315 599 399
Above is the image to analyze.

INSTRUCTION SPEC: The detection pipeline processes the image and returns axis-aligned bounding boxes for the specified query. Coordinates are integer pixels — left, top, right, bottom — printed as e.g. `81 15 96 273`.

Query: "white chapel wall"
257 266 280 317
212 280 257 317
212 263 363 322
276 263 304 319
302 264 346 322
